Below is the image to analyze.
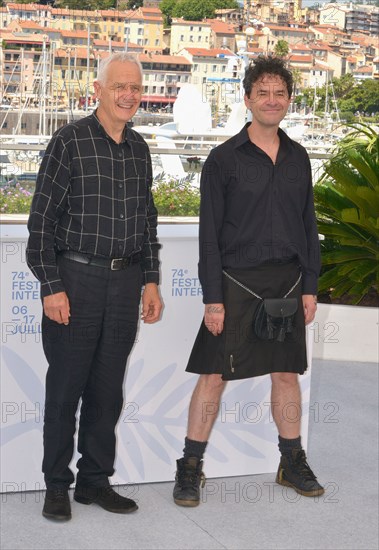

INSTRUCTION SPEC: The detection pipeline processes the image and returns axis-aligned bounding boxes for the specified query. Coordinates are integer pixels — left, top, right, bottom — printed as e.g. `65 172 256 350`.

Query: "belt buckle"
111 258 124 270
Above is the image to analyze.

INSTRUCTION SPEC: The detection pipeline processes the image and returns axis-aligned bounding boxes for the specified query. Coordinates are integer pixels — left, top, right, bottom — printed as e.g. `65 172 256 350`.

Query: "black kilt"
186 261 308 381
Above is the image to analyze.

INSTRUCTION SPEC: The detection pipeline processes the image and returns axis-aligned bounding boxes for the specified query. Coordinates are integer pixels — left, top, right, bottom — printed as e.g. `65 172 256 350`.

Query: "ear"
94 80 101 101
243 94 250 109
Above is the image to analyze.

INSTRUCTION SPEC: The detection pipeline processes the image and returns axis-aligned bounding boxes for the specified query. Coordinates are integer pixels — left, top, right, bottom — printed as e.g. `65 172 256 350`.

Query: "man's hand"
141 283 162 324
302 294 317 325
204 303 225 336
43 291 70 325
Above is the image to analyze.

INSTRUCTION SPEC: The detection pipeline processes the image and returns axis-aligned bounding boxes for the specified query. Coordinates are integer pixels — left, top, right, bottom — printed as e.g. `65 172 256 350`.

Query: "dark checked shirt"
26 111 160 297
199 123 321 304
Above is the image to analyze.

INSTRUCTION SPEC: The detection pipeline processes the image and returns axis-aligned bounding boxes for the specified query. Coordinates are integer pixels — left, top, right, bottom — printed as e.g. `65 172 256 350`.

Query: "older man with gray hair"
27 53 162 521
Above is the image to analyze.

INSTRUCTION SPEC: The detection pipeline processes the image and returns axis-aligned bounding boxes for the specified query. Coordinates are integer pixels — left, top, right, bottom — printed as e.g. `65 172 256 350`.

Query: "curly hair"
243 56 293 98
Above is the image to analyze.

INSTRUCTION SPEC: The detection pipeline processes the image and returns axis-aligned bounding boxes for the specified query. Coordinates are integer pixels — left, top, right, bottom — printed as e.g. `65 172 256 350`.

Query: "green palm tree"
314 123 379 304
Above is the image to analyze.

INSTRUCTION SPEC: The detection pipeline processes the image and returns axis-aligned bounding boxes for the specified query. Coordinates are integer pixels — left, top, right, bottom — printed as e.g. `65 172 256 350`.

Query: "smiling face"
244 73 291 130
94 60 142 129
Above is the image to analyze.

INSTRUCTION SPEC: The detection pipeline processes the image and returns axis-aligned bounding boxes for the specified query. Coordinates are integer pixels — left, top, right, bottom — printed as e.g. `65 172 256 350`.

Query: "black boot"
276 449 324 497
42 489 71 521
74 485 138 513
173 457 205 507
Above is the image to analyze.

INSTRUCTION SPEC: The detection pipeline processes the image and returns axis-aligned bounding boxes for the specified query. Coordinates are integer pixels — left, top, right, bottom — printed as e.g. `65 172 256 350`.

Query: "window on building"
180 34 184 41
222 65 226 72
198 36 201 42
138 28 143 35
160 86 164 93
194 64 198 71
190 36 194 42
155 39 159 46
21 122 27 129
212 65 217 72
152 86 156 92
5 54 11 60
144 85 148 92
190 26 193 31
168 87 172 94
144 39 148 45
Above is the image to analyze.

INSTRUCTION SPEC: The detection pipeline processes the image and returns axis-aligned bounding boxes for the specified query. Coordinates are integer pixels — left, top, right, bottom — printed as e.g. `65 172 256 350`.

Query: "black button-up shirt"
27 111 160 297
199 123 321 303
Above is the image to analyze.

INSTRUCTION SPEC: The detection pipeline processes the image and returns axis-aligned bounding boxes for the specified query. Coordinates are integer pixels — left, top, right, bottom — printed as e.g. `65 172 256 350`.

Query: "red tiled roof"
206 19 237 34
289 54 313 63
139 53 191 64
55 48 95 59
267 25 313 33
354 66 373 73
7 3 47 11
172 19 211 27
182 47 234 57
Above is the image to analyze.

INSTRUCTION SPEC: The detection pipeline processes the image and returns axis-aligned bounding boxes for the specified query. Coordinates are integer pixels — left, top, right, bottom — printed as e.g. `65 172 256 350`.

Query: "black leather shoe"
74 485 138 513
276 449 325 497
173 457 205 507
42 489 71 521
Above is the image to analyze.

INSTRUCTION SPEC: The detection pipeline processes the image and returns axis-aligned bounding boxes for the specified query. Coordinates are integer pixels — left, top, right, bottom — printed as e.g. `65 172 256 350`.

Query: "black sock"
183 437 207 461
278 435 302 455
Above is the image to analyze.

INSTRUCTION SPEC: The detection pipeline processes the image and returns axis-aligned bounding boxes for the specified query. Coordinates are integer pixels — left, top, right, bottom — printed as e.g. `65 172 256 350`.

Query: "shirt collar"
90 110 129 143
234 122 293 154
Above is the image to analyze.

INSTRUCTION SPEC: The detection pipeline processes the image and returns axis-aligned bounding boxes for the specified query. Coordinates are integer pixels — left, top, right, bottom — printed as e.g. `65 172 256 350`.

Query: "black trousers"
41 256 142 489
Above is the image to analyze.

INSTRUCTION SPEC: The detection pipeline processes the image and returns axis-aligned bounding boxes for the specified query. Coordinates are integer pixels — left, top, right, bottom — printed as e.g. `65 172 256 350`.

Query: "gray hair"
96 52 143 83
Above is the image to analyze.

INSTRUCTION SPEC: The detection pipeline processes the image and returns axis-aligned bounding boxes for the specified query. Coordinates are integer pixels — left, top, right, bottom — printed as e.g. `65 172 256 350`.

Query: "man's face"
244 74 291 128
94 60 142 124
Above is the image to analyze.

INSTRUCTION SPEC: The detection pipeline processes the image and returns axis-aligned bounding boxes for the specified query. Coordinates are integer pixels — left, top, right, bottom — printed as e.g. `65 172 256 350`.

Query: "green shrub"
0 183 33 214
314 123 379 304
152 172 200 216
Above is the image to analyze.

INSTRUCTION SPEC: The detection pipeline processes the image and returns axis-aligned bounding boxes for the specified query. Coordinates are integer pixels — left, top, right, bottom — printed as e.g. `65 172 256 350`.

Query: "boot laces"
177 462 205 489
294 450 317 481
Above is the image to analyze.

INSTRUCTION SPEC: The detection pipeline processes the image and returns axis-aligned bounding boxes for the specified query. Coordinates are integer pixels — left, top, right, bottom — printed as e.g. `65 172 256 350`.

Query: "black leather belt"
59 250 141 270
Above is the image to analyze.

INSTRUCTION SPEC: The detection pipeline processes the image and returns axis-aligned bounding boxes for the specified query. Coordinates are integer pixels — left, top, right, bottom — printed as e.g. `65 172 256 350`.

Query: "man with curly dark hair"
173 56 323 507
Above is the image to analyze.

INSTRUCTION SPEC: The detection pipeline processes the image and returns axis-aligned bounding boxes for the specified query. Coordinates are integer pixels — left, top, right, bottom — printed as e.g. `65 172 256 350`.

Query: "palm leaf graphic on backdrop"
118 360 311 477
314 123 379 304
1 346 45 444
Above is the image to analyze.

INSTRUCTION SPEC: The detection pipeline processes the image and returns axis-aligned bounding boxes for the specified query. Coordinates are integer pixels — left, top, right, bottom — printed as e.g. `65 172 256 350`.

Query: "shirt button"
118 243 123 250
118 152 123 158
118 183 123 189
119 213 124 219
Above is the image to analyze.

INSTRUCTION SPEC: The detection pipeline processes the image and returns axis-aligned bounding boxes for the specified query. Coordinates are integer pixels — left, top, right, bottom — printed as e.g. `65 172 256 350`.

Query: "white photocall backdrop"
0 224 313 493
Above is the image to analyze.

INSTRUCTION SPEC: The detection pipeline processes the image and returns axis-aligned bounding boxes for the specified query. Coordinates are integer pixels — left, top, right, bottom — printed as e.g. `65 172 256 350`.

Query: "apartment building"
179 47 238 111
1 30 51 99
139 53 192 108
308 61 334 88
266 23 315 46
170 20 212 55
124 7 164 53
319 3 379 35
208 19 237 51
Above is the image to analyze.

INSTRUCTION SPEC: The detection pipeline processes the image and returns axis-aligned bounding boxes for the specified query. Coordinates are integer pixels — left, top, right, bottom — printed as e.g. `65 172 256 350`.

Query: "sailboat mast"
85 23 90 114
